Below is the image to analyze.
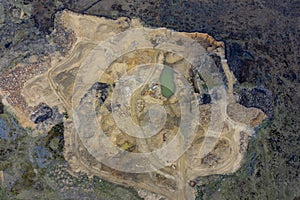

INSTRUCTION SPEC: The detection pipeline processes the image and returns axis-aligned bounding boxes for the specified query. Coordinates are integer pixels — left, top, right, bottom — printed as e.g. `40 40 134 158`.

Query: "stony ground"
0 0 299 199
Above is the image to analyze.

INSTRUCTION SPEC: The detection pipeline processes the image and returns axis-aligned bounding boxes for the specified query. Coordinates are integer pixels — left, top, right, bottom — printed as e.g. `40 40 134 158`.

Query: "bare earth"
1 11 266 200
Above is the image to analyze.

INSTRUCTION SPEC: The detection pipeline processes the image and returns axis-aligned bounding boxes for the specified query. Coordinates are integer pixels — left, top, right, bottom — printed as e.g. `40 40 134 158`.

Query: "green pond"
160 67 175 98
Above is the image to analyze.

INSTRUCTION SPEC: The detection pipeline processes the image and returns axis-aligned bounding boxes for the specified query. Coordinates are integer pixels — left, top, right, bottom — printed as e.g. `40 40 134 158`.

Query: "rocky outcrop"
30 103 53 124
198 93 211 105
90 82 110 105
238 87 273 118
225 43 256 83
0 100 3 114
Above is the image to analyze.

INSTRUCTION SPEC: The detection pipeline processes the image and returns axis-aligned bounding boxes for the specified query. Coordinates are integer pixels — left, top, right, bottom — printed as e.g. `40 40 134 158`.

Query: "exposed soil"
0 0 299 199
